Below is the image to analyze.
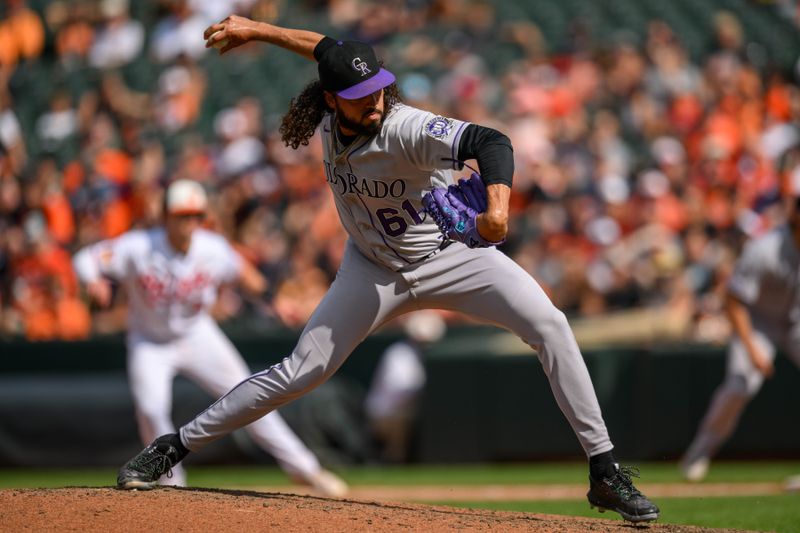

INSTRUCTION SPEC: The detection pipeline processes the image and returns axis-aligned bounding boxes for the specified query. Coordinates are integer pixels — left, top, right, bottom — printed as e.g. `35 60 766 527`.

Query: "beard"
335 103 384 137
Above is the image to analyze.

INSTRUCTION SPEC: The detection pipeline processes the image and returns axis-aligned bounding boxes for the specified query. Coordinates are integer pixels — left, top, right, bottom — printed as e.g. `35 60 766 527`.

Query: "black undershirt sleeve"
456 124 514 187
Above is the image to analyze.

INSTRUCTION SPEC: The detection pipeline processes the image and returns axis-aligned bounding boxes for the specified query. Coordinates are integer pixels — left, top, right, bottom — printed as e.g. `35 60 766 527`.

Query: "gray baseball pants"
683 322 800 462
181 241 613 457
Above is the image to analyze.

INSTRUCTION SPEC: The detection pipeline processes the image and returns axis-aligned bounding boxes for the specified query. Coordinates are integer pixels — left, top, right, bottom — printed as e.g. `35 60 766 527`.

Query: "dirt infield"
1 487 754 533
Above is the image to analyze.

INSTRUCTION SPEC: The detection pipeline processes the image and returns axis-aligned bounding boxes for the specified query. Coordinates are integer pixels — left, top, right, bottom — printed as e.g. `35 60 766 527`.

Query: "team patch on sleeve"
424 116 454 139
99 247 114 266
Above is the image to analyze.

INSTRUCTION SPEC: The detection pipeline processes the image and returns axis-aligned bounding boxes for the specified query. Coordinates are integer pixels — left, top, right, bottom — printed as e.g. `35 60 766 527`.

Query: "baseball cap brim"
337 68 396 100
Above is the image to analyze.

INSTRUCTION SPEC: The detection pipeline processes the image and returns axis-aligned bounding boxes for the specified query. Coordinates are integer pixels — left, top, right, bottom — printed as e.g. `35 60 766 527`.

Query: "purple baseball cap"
316 39 396 100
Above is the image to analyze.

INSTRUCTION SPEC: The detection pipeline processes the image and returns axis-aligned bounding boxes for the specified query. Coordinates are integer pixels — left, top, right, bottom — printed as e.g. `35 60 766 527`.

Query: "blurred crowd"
2 0 800 342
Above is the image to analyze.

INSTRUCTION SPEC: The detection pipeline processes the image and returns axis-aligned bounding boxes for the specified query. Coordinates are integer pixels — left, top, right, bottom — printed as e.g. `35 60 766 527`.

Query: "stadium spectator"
149 0 213 64
88 0 144 70
0 0 45 70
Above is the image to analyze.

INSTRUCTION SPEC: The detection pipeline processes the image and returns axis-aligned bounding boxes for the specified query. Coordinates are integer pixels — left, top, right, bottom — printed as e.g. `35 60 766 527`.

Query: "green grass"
0 468 117 488
3 460 798 488
2 461 799 532
326 460 800 485
442 495 800 533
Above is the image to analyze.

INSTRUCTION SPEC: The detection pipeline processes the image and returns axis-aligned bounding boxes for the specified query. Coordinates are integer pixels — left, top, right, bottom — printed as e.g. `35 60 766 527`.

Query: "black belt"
419 239 452 262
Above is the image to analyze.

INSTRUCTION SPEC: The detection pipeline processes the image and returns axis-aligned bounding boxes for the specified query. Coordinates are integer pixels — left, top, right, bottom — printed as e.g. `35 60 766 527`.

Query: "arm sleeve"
727 239 766 304
215 237 244 284
457 124 514 187
72 236 131 283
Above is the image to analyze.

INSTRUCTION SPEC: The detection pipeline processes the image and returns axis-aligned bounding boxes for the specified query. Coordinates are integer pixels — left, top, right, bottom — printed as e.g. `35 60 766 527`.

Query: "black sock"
167 433 190 462
589 450 617 479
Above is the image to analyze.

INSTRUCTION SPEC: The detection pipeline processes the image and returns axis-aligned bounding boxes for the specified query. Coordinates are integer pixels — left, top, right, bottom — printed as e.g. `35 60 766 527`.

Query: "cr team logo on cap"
317 38 396 99
351 57 371 76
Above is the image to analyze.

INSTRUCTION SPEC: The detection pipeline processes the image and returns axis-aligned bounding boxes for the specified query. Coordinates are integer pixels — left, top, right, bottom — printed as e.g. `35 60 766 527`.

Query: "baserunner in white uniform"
117 16 659 523
681 191 800 483
74 179 347 497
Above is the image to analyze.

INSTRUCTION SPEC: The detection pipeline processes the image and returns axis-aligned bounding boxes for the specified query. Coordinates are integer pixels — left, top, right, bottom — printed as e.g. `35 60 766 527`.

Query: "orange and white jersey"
73 227 241 342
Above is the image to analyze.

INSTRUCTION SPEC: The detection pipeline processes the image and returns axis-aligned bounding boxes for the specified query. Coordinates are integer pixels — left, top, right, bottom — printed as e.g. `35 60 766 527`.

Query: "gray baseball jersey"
725 225 800 388
321 103 468 270
728 225 800 331
181 103 613 459
682 225 800 471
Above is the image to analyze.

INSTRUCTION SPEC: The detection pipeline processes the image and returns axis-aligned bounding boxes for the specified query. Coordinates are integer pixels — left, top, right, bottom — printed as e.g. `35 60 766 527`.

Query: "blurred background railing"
2 328 799 467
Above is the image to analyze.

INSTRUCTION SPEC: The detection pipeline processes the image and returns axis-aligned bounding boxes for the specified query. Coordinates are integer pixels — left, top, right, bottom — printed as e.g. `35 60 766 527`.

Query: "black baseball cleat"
587 465 660 523
117 434 185 490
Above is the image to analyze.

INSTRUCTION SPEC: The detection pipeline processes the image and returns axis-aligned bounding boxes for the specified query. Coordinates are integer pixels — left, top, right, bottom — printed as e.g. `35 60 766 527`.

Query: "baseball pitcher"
74 179 347 497
116 17 659 523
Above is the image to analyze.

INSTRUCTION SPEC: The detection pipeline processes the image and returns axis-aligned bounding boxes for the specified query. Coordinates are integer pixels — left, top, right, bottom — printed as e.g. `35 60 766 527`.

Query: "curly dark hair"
279 80 402 149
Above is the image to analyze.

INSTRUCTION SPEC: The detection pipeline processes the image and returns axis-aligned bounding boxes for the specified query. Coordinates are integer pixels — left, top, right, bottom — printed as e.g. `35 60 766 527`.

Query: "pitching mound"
1 487 745 532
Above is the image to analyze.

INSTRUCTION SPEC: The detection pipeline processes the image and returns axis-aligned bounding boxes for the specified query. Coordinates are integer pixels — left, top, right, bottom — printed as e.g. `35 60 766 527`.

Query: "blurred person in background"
154 59 207 134
365 310 446 463
1 154 89 339
149 0 212 64
0 0 45 71
681 184 800 483
0 89 26 174
7 208 89 340
88 0 144 70
72 178 348 496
